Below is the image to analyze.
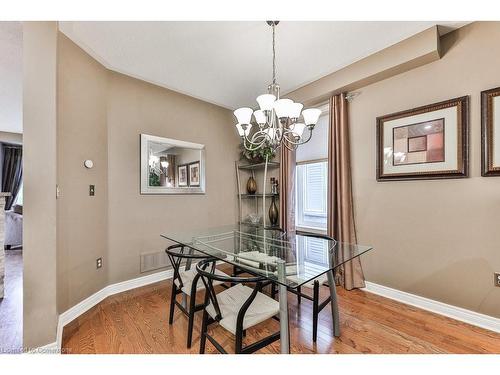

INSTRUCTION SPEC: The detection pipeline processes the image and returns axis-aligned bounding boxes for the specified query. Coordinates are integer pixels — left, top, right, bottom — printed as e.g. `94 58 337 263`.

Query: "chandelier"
233 21 322 152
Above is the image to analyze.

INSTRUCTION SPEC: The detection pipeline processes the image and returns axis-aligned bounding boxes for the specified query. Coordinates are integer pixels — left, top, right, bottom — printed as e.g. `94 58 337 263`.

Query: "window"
295 161 327 231
13 181 23 206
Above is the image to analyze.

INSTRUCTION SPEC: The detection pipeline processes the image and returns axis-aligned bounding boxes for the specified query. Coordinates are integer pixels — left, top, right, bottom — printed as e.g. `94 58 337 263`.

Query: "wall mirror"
140 134 205 194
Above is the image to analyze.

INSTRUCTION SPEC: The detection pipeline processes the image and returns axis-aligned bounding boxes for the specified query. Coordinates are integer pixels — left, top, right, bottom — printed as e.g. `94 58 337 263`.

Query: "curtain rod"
345 92 361 102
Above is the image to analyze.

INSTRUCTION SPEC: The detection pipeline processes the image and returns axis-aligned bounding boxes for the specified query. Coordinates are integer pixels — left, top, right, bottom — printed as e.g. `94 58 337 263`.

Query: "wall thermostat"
84 160 94 169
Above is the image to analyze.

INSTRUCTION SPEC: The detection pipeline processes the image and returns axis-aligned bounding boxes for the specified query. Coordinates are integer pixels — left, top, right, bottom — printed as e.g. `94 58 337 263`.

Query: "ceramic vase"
246 176 257 194
269 196 279 226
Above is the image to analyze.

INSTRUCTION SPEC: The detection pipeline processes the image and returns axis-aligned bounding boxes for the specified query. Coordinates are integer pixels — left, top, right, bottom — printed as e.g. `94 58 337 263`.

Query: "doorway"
0 21 23 354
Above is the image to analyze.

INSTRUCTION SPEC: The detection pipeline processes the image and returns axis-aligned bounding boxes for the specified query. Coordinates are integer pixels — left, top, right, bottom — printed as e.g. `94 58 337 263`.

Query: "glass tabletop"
161 224 373 289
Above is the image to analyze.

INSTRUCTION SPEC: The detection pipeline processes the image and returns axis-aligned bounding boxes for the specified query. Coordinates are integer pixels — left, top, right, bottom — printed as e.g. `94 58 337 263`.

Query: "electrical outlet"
495 272 500 287
96 257 103 269
89 185 95 196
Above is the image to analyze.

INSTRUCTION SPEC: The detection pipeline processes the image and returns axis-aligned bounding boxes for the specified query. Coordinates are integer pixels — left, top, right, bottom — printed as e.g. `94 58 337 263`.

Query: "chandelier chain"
272 23 276 84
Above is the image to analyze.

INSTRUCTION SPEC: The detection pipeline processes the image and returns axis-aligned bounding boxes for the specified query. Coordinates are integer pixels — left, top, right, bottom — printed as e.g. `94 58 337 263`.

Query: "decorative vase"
269 196 279 226
246 176 257 194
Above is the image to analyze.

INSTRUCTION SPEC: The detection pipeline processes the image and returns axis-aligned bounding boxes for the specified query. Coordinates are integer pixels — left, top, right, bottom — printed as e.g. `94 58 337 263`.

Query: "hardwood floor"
62 269 500 354
0 249 23 354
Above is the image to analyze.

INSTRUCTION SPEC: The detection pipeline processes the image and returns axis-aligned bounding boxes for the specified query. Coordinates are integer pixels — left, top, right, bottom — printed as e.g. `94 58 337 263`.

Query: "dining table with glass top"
161 224 373 354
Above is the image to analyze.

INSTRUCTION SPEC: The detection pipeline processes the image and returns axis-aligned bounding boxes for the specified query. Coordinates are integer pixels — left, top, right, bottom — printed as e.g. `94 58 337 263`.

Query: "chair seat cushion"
234 250 280 269
174 267 227 296
285 265 328 288
287 275 328 288
206 284 279 335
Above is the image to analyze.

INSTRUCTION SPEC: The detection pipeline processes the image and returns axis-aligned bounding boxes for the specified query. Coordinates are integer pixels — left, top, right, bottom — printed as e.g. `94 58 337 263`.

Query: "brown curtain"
327 93 365 290
279 148 296 233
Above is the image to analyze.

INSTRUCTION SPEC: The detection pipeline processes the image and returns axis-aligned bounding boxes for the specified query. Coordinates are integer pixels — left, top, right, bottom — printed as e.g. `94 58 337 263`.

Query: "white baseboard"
363 281 500 333
55 269 174 349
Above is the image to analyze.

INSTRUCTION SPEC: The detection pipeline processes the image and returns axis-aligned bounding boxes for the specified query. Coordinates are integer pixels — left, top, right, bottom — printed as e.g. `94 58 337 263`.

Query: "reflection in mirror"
140 134 205 194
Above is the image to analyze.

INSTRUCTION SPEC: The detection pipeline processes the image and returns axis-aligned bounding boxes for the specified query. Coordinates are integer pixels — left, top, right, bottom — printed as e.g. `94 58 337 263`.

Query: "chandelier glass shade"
234 21 322 152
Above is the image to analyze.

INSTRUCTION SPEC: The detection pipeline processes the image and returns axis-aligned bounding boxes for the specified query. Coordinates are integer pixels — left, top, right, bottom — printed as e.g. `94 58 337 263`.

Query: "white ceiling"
0 21 470 135
59 21 468 110
0 21 22 134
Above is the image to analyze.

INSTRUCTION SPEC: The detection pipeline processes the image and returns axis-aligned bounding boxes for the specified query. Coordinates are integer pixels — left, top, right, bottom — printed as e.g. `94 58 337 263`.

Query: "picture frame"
188 161 200 187
177 164 189 187
481 86 500 176
376 96 469 181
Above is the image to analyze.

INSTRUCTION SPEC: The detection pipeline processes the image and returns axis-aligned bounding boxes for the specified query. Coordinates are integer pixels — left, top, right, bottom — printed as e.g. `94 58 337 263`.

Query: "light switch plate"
89 185 95 196
96 257 103 269
495 272 500 287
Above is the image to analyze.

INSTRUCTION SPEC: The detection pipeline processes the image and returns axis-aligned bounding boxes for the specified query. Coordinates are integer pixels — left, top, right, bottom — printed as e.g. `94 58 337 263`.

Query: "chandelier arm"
281 132 301 146
299 128 314 144
244 136 266 149
243 127 267 144
281 128 314 146
282 119 290 137
282 138 298 152
242 131 269 151
243 138 266 152
249 129 268 142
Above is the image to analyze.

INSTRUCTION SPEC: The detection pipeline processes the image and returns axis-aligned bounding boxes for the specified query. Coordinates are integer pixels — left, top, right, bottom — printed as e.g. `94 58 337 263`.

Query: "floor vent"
140 251 170 273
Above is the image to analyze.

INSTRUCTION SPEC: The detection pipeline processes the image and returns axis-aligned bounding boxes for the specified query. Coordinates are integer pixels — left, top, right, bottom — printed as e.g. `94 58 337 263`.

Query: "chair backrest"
165 244 208 289
196 258 267 330
296 231 337 243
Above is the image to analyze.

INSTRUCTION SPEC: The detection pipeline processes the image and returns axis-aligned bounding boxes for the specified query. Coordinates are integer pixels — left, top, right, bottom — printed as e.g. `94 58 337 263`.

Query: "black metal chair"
165 244 229 348
271 232 338 342
290 275 331 342
196 258 281 354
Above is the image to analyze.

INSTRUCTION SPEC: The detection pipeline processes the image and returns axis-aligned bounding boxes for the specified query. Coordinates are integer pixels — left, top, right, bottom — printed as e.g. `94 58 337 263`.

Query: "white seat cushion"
234 251 280 269
174 267 227 296
206 284 280 335
284 265 328 288
287 274 328 288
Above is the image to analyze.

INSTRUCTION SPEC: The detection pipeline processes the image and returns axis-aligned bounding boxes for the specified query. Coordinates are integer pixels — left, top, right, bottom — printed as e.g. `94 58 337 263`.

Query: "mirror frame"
140 133 206 195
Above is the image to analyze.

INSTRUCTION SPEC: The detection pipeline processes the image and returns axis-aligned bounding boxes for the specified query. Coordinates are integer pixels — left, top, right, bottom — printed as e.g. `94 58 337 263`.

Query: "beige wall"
106 71 238 284
23 21 58 347
54 35 238 314
0 131 22 144
348 22 500 318
287 26 441 106
56 34 109 312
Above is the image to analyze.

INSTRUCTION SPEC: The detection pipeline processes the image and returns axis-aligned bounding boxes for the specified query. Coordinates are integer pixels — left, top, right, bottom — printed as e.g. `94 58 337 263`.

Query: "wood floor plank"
62 269 500 354
0 250 23 354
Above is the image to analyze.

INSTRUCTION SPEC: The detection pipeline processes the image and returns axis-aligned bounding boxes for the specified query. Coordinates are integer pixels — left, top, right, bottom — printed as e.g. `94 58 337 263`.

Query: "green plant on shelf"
239 142 276 164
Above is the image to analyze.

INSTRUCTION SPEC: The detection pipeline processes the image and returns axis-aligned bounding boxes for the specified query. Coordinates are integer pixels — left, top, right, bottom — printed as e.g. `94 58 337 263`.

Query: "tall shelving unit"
235 160 280 229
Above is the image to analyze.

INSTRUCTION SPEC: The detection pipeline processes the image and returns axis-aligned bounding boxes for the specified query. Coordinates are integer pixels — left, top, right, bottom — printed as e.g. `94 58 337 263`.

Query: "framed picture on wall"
481 86 500 176
376 96 469 181
188 161 200 187
177 164 189 186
